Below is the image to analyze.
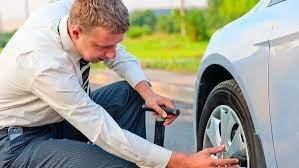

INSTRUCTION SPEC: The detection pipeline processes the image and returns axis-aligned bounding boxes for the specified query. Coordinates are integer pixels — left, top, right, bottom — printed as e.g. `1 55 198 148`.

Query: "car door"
268 0 299 167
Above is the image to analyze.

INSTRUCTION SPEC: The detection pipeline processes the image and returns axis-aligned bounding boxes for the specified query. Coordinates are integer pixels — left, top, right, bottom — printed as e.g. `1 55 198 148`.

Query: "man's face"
69 24 125 63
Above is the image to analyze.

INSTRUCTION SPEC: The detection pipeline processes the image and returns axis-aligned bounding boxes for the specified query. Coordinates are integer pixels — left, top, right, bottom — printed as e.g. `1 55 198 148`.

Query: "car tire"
197 79 260 167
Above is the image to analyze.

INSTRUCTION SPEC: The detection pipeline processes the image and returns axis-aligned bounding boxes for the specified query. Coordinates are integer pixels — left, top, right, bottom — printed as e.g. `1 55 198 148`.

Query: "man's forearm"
134 80 154 100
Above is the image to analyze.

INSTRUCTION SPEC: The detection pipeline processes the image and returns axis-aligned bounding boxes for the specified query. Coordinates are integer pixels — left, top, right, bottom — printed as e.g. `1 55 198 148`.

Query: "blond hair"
69 0 130 34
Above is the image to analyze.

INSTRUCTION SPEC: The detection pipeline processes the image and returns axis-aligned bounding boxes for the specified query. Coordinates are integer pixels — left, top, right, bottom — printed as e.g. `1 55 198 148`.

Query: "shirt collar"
58 15 82 63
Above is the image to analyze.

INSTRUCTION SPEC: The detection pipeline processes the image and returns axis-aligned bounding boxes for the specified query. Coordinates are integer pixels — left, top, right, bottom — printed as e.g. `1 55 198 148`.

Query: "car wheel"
198 79 258 167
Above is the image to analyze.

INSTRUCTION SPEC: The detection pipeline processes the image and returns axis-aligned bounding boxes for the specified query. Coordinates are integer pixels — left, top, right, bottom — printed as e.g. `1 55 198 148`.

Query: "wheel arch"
193 54 253 149
193 55 267 167
194 64 233 141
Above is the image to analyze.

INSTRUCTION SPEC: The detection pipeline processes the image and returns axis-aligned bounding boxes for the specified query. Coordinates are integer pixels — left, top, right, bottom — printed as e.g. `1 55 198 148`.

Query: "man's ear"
70 25 81 40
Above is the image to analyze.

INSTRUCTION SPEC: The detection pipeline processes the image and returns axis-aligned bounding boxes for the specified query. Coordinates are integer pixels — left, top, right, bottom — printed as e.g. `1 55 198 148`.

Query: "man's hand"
168 145 239 168
135 81 177 126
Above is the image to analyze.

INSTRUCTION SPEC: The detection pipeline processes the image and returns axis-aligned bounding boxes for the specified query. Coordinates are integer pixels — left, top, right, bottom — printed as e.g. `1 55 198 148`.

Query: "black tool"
142 105 180 147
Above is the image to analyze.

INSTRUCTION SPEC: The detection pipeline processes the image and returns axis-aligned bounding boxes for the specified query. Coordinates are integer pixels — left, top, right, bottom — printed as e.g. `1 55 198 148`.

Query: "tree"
207 0 222 12
156 14 180 34
205 0 224 36
130 10 157 32
185 9 208 41
219 0 259 24
170 9 181 34
205 0 259 37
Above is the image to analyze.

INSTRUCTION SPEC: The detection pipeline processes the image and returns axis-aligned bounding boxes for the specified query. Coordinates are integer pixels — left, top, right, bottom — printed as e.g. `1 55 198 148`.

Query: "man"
0 0 239 167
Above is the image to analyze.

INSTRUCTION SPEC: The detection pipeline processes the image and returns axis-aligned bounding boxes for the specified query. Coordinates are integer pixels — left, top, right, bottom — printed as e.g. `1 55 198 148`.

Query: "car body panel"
268 0 299 166
194 0 279 166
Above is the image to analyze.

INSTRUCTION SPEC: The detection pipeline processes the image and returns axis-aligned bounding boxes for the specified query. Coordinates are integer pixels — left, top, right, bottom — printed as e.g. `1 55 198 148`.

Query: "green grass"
92 34 208 73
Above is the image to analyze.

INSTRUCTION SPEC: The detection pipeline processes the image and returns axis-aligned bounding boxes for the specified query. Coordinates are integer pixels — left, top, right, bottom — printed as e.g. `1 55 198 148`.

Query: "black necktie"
79 58 91 96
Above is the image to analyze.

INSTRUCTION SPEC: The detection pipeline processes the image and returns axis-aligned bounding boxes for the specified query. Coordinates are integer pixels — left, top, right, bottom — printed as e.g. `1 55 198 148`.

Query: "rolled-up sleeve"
104 45 150 88
30 65 172 168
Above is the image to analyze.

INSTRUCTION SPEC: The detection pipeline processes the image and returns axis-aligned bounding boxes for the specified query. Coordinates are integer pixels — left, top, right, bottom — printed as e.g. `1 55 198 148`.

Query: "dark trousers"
0 81 145 168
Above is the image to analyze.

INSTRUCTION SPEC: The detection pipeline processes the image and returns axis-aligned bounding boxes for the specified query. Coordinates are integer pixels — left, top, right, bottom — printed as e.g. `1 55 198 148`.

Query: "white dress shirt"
0 0 172 167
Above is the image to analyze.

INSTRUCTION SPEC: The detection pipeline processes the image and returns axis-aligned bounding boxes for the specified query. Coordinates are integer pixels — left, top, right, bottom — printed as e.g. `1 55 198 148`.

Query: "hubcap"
203 105 250 167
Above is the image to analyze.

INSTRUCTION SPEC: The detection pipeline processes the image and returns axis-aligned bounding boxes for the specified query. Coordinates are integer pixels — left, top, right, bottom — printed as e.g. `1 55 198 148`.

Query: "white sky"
0 0 206 22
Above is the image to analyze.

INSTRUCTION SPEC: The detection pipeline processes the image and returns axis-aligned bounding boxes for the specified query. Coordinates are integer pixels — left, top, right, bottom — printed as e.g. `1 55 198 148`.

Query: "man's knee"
111 81 137 98
111 81 144 109
91 81 144 112
114 81 132 90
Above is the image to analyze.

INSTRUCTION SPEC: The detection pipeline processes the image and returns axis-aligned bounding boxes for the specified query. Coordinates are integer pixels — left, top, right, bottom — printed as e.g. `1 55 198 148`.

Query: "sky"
0 0 206 22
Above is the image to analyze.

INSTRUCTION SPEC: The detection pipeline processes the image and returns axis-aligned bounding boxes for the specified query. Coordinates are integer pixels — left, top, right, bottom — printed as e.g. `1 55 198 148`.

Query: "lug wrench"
142 105 180 147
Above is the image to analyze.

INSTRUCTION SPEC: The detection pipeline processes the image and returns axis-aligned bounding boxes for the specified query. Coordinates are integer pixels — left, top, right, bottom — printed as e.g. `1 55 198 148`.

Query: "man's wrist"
135 80 154 101
167 152 188 168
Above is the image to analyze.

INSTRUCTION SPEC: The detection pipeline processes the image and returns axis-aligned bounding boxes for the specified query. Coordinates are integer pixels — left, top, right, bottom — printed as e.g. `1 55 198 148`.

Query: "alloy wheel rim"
203 105 250 167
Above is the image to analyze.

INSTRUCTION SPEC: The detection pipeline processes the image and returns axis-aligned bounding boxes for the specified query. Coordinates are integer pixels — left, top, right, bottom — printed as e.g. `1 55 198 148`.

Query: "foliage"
130 10 157 31
127 26 152 38
0 31 15 48
219 0 259 25
156 15 176 34
155 9 181 34
128 0 259 39
185 9 208 41
205 0 224 37
208 0 223 10
156 9 209 41
206 0 259 32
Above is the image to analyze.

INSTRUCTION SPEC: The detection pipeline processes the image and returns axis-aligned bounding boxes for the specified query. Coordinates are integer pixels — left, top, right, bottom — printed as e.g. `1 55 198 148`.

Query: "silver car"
194 0 298 167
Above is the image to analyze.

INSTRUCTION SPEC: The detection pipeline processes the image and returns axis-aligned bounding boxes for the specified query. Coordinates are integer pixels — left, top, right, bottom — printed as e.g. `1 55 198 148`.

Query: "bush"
156 15 179 34
127 26 152 38
185 9 208 41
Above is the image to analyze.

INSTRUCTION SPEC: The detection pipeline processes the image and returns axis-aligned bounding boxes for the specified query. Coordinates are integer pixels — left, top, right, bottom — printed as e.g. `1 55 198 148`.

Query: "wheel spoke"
206 116 221 147
220 107 237 145
227 127 247 157
203 105 249 167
